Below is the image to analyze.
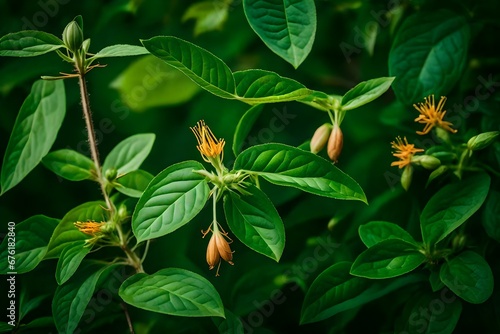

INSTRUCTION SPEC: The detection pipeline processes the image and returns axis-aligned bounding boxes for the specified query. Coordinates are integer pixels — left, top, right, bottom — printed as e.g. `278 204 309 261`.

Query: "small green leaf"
1 79 66 194
429 269 445 292
119 268 225 318
358 221 418 248
102 133 155 176
0 31 65 57
223 184 285 261
115 169 154 198
19 317 54 330
0 215 58 274
183 1 229 36
132 161 210 243
56 240 90 285
91 44 149 59
243 0 317 68
42 149 95 181
482 190 500 243
420 173 490 246
233 104 265 156
426 165 448 187
19 292 49 322
350 239 426 279
234 143 366 202
341 77 395 111
467 131 499 151
440 251 494 304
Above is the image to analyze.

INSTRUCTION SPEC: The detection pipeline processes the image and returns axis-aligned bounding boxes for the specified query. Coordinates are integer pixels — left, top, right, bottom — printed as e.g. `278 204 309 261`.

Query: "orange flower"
391 137 424 168
190 120 225 163
413 95 457 135
203 226 234 276
74 221 105 235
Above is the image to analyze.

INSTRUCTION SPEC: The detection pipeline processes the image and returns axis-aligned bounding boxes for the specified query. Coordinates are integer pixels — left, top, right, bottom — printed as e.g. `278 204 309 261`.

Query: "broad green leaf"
110 55 199 111
119 268 225 318
141 36 235 99
46 201 106 258
212 308 244 334
233 104 265 156
341 77 395 111
223 184 285 261
91 44 149 59
102 133 155 176
420 173 490 246
234 143 366 202
42 149 95 181
350 239 426 279
183 1 229 36
1 79 66 194
389 9 470 103
132 161 210 243
359 221 418 248
301 262 370 324
233 69 312 103
482 190 500 243
115 169 154 198
56 240 91 285
0 31 65 57
243 0 317 68
440 251 494 304
0 215 58 274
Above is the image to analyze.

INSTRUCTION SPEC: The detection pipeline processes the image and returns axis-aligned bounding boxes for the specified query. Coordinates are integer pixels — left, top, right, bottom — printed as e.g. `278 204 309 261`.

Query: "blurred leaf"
341 77 395 111
224 184 285 261
42 149 95 181
56 240 90 285
420 173 490 246
183 1 229 36
110 55 200 111
234 143 367 202
243 0 316 68
426 165 449 187
1 79 65 194
19 292 49 322
102 133 155 176
429 269 445 292
119 268 225 318
440 251 493 304
482 190 500 243
0 215 58 274
132 161 210 243
350 239 426 279
20 317 54 330
233 104 265 156
389 9 470 103
0 323 13 333
0 31 64 57
358 221 418 248
115 169 154 198
212 308 244 333
91 44 149 59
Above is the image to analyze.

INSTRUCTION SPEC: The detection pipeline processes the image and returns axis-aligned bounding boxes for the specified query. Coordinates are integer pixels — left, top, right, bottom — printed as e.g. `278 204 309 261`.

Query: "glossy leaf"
350 239 426 279
359 221 418 248
341 77 395 111
183 1 229 36
0 215 58 274
91 44 149 59
0 31 64 57
233 104 265 156
56 240 90 285
42 149 95 181
243 0 317 68
119 268 225 318
223 184 285 261
440 251 494 304
115 169 154 198
482 190 500 243
420 173 490 246
1 79 66 194
102 133 155 176
234 143 366 202
132 161 210 243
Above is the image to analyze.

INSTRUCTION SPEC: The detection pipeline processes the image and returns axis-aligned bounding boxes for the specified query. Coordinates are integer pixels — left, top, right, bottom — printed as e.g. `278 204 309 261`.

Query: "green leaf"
1 79 66 194
0 323 13 333
110 55 200 111
212 308 244 334
102 133 155 176
420 173 490 246
350 239 426 279
119 268 225 318
20 317 54 330
115 169 154 198
341 77 395 111
358 221 418 248
141 36 236 99
56 240 91 285
223 184 285 261
389 9 470 103
132 161 210 243
482 190 500 243
301 262 370 324
0 215 58 274
429 269 445 292
42 149 95 181
440 251 494 304
233 104 265 156
91 44 149 59
183 1 229 36
0 31 65 57
243 0 317 68
234 143 366 202
19 291 49 321
46 201 106 258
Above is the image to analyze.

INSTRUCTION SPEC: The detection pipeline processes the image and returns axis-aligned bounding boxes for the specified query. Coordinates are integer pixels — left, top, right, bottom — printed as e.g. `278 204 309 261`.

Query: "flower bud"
401 165 413 191
63 21 83 53
419 155 441 170
310 123 332 154
327 123 343 163
105 168 118 181
467 131 499 151
82 38 91 54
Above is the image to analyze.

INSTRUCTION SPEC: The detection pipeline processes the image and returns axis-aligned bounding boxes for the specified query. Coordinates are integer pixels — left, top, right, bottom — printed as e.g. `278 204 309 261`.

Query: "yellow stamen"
190 120 225 163
390 137 424 169
74 221 105 235
413 95 457 135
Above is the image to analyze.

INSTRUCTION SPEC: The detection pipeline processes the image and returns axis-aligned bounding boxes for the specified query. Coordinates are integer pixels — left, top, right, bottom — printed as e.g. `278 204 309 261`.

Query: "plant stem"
120 302 135 334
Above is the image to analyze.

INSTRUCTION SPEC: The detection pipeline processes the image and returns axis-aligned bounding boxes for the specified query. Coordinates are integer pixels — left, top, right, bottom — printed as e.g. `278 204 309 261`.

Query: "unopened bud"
467 131 499 151
117 204 128 220
419 155 441 170
82 38 91 53
401 165 413 191
310 123 332 154
327 123 343 163
105 168 118 181
452 234 467 250
63 21 83 53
